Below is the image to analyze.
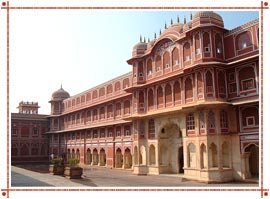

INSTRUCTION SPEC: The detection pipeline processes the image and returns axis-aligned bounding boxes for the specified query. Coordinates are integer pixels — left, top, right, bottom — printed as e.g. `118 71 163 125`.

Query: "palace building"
11 11 259 183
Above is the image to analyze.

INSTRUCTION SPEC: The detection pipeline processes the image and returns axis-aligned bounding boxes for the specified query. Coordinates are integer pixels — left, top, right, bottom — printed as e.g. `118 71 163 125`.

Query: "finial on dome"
60 84 62 89
190 13 193 20
170 18 173 25
177 16 180 23
148 38 150 42
140 35 142 42
164 22 167 29
159 29 162 35
143 37 146 43
184 16 186 24
154 32 157 39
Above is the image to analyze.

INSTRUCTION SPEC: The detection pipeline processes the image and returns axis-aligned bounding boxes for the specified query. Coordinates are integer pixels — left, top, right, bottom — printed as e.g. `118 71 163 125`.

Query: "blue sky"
9 10 259 114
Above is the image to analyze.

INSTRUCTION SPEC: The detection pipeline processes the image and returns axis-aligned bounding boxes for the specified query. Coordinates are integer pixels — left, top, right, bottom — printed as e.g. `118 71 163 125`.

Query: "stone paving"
11 165 259 187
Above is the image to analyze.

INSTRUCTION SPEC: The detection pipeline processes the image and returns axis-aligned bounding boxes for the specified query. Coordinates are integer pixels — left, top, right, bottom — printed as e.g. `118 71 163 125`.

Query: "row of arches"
83 147 132 168
59 99 132 130
187 141 231 169
64 77 131 111
136 69 227 112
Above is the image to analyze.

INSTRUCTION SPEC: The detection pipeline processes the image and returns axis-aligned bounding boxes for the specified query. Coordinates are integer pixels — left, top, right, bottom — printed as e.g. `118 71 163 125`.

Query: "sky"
8 10 259 114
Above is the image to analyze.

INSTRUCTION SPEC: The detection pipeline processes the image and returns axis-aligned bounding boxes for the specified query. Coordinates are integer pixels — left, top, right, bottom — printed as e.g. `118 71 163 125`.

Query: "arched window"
203 32 210 52
236 31 252 50
100 107 105 120
195 33 201 54
99 87 105 97
115 81 121 92
157 86 163 108
106 84 113 95
155 55 162 72
147 89 154 111
209 143 218 167
93 109 98 121
86 93 91 101
183 42 191 61
187 143 196 168
173 81 181 104
222 142 230 168
149 145 156 165
172 47 179 66
115 103 121 117
186 113 195 131
123 100 130 115
147 59 153 76
165 83 172 106
185 77 193 101
163 51 170 70
197 72 203 99
220 109 228 129
139 91 145 112
206 71 214 97
218 71 226 98
92 90 98 99
215 33 223 54
200 143 207 169
107 104 113 118
123 78 130 89
208 110 216 131
199 111 205 133
124 125 131 136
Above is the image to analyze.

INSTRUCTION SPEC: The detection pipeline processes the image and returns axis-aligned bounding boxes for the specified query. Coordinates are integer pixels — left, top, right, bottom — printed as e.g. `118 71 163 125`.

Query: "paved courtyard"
11 164 259 187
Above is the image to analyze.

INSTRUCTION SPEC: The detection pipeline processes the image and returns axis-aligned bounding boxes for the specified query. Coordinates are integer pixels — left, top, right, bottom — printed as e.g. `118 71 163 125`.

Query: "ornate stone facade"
11 11 259 182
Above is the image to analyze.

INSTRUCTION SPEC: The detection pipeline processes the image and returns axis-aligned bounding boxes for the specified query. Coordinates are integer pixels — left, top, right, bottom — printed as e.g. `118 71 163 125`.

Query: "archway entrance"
158 123 183 174
247 144 259 176
124 148 132 168
99 148 106 166
115 148 123 168
178 146 184 173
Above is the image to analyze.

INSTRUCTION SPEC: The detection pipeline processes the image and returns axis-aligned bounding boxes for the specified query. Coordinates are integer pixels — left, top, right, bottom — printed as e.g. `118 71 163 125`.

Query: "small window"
148 70 152 75
195 49 201 54
32 128 39 136
185 56 190 61
139 73 143 77
217 48 222 54
246 116 255 126
156 66 161 71
166 64 170 68
205 47 210 52
242 78 254 90
125 130 130 136
242 42 247 49
134 73 137 78
174 60 179 65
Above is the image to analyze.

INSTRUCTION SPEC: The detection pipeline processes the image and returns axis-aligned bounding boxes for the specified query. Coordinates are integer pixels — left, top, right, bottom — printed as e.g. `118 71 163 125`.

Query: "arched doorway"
158 123 183 174
124 148 132 169
247 144 259 176
115 148 123 168
93 148 98 165
99 148 106 166
178 146 184 173
86 148 92 165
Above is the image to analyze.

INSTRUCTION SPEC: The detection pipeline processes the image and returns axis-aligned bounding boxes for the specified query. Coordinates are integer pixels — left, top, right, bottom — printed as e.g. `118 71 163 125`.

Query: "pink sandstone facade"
11 11 259 183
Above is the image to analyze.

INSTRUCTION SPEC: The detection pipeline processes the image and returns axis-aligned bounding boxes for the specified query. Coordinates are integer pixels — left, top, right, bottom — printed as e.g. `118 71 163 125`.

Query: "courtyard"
11 164 258 187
